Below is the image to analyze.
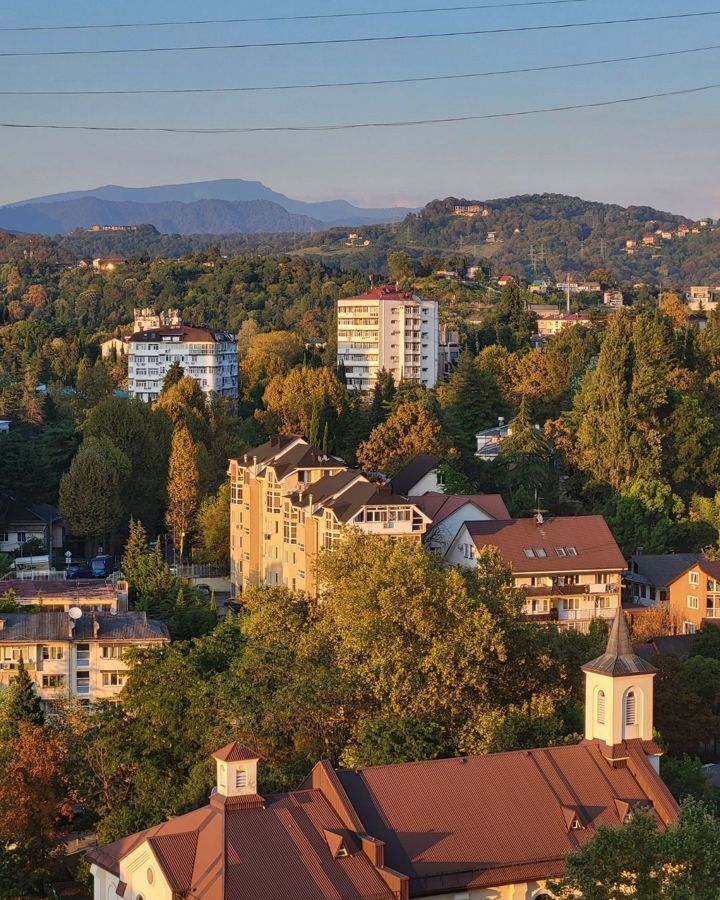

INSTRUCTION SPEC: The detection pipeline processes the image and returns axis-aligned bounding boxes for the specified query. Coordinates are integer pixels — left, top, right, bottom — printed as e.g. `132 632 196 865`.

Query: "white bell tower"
212 741 260 798
582 608 658 765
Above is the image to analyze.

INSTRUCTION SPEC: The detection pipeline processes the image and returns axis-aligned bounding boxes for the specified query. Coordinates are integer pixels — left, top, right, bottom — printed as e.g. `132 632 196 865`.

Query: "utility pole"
565 273 571 314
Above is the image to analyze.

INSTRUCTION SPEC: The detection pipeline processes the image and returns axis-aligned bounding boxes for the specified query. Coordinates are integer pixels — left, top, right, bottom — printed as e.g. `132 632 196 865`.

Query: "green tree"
439 350 504 455
166 425 199 561
387 251 414 287
162 361 185 393
59 436 131 550
357 400 445 475
0 657 44 743
195 481 230 570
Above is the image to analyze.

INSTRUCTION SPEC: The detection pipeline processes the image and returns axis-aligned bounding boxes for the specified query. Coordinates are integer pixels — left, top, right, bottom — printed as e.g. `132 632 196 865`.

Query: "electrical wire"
2 43 718 95
1 10 719 57
0 0 605 32
0 82 717 132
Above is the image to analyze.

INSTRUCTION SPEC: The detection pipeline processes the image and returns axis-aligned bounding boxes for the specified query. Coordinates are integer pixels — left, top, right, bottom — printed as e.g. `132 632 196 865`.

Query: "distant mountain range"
0 178 417 235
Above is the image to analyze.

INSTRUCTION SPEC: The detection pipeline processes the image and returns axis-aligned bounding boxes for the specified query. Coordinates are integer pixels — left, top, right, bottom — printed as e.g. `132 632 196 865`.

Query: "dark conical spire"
582 607 657 676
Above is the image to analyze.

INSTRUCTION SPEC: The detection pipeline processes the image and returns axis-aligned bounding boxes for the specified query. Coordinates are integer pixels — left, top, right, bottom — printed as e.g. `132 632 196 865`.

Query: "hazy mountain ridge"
1 178 417 233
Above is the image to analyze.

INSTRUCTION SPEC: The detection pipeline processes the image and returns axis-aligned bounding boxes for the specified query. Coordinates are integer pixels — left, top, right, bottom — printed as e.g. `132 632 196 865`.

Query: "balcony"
559 607 617 622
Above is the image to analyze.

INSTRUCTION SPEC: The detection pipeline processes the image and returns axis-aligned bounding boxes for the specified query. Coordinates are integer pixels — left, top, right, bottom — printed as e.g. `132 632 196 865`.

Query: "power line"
2 43 718 95
0 0 602 32
0 82 718 132
1 10 719 57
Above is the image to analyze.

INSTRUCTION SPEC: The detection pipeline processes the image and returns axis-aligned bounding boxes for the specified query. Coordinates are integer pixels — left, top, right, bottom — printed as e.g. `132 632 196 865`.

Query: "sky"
1 0 720 216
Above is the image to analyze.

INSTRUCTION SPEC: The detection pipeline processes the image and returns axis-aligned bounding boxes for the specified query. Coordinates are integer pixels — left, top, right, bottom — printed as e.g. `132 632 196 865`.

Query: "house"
641 235 656 246
87 610 677 900
625 239 636 253
0 610 168 706
228 437 431 598
446 515 625 631
476 418 512 460
497 274 513 287
529 303 559 318
389 454 445 496
627 553 702 606
529 279 549 295
486 230 497 243
453 204 483 217
686 286 720 311
1 578 129 614
336 286 439 392
603 289 624 308
0 498 64 555
666 559 720 634
100 336 130 360
92 257 127 271
412 491 510 556
537 312 592 337
553 281 601 295
128 324 238 403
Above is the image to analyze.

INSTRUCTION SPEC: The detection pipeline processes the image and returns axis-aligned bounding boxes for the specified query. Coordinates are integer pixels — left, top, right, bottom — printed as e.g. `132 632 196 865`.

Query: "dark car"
90 555 115 578
66 563 92 579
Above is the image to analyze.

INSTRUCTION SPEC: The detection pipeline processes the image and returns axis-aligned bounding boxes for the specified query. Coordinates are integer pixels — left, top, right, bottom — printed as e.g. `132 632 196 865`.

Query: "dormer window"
524 548 535 558
535 548 547 558
555 547 566 557
566 546 578 556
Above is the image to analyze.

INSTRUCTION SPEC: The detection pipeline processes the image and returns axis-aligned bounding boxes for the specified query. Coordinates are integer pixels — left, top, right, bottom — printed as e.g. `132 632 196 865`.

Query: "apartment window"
101 672 127 687
101 645 128 659
689 571 700 586
530 598 550 613
688 595 699 610
0 532 7 542
16 531 26 543
76 644 90 669
3 648 21 661
624 691 636 726
41 646 64 661
597 690 605 725
563 598 582 611
42 675 65 689
684 621 697 635
266 489 281 514
235 768 248 788
76 672 90 695
231 483 243 504
283 506 297 544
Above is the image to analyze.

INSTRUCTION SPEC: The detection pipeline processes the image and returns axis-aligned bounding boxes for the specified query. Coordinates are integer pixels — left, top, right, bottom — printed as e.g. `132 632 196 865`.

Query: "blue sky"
1 0 719 216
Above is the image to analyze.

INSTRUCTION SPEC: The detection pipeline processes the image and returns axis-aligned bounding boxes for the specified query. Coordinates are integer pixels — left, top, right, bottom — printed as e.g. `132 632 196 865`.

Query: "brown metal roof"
213 741 260 762
389 455 442 496
464 516 625 573
0 611 168 643
2 579 115 603
129 324 234 343
411 492 510 525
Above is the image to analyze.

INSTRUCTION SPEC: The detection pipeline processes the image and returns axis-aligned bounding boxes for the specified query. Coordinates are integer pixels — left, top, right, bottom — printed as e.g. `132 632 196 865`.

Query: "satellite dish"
68 606 83 621
110 609 117 616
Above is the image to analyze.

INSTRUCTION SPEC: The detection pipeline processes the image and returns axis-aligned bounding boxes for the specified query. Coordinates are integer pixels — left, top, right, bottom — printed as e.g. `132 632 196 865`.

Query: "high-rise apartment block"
128 324 238 403
336 285 439 391
228 436 431 597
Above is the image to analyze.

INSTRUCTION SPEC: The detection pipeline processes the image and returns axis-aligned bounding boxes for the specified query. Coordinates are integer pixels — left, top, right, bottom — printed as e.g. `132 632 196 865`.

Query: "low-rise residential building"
666 559 720 634
554 281 601 295
2 578 129 614
0 498 64 554
128 324 238 403
414 491 510 555
537 312 592 336
229 437 431 597
529 303 559 318
437 325 460 379
0 611 168 706
92 257 127 271
476 418 512 460
642 235 656 246
453 203 483 216
529 279 550 294
336 285 439 391
389 454 445 496
88 610 677 900
627 553 702 606
603 289 624 308
687 286 720 310
446 515 625 631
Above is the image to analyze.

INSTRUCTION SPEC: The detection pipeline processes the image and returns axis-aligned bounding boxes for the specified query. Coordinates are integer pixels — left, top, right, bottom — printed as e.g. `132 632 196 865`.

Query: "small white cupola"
582 608 658 764
212 741 261 798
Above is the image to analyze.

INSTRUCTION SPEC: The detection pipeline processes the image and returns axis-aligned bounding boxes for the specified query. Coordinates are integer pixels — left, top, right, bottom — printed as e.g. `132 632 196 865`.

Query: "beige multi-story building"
229 436 431 597
337 285 439 391
446 514 625 632
0 610 168 706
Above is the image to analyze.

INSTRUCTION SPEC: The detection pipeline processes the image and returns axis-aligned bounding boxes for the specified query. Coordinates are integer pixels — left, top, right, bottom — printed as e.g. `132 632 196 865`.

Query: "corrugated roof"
129 325 234 343
213 741 260 762
630 553 703 588
0 611 168 643
412 492 510 525
464 516 625 573
2 580 115 602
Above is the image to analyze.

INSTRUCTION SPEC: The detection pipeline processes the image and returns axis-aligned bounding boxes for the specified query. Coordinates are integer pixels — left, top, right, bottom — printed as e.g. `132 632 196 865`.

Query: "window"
563 598 582 611
16 531 26 544
684 621 697 635
101 672 127 687
624 690 636 726
566 546 578 556
530 598 550 614
523 548 535 558
42 675 64 688
688 595 699 610
42 646 64 661
597 690 605 725
235 768 248 788
76 672 90 695
0 532 8 543
689 571 700 586
535 548 547 558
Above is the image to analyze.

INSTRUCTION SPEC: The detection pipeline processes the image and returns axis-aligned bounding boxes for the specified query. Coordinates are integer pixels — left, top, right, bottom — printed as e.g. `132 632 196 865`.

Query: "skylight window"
566 546 578 556
535 548 547 558
555 547 566 557
524 548 535 558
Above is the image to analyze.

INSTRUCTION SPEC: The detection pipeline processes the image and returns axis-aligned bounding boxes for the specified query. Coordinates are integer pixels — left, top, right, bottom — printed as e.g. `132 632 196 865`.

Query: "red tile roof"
412 492 510 525
464 516 625 573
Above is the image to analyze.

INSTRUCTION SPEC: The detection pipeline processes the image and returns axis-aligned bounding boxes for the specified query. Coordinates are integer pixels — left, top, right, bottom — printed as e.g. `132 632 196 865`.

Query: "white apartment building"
128 324 238 403
337 285 439 391
0 611 168 706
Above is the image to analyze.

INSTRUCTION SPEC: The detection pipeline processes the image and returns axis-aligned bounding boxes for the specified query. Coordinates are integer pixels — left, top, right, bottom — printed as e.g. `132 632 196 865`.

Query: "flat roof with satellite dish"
68 607 83 621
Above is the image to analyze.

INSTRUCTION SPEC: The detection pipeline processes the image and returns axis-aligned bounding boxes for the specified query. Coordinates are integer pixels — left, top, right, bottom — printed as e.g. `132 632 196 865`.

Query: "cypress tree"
1 658 44 742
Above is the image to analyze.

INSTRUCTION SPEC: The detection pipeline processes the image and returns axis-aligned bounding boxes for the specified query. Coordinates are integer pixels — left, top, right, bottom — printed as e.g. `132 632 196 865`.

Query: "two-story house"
445 515 625 631
87 610 678 900
229 437 431 597
0 611 168 706
666 559 720 634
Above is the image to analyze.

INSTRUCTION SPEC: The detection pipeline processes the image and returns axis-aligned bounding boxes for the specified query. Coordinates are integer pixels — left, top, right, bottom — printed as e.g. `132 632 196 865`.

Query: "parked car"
66 562 92 579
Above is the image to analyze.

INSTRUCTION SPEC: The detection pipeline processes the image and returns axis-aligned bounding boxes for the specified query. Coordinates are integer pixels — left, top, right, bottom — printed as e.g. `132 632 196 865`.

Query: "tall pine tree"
0 658 44 743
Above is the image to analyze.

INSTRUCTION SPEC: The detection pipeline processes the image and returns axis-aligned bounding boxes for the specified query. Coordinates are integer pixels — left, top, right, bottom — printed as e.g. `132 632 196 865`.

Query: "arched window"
625 690 636 726
597 689 605 725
